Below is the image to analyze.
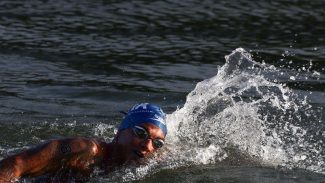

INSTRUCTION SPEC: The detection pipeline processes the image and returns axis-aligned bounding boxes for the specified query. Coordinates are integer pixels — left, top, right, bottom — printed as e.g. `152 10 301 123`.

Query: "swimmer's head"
118 103 167 136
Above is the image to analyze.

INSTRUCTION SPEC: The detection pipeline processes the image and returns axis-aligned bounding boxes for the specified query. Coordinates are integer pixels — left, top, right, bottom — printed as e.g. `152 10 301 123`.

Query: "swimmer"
0 103 167 182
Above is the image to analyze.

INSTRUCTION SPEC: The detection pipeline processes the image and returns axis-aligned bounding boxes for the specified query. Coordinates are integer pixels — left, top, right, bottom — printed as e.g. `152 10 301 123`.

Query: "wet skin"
0 123 165 182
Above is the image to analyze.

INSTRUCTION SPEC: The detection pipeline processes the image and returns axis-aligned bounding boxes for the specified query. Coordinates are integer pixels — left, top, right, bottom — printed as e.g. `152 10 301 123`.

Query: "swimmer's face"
115 123 165 161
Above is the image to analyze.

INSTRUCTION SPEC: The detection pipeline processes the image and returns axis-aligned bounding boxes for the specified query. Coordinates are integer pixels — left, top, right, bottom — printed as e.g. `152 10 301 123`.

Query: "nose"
141 139 155 153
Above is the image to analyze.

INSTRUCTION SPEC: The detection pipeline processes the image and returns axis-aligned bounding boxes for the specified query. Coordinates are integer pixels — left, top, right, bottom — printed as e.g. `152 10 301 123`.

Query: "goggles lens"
133 126 165 149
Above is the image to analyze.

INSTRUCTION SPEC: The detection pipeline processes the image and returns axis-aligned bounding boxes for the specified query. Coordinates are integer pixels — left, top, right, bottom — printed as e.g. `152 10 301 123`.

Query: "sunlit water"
0 0 324 182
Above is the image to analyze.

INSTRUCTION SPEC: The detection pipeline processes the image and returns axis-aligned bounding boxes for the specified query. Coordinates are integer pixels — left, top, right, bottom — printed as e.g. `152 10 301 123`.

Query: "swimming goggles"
132 125 165 149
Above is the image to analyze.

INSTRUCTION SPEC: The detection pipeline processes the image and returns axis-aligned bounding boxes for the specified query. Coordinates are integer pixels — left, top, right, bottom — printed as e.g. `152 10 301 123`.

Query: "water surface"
0 0 324 182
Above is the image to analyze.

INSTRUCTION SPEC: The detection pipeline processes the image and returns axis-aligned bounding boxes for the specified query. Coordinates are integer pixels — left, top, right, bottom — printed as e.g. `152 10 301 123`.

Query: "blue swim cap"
118 103 167 135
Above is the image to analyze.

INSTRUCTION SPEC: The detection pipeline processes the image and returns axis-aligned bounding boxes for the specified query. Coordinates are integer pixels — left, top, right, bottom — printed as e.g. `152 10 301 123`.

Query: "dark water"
0 0 324 182
135 165 325 183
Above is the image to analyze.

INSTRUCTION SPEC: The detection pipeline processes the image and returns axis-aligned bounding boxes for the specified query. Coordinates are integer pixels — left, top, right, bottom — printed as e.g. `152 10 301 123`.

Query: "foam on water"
103 48 324 182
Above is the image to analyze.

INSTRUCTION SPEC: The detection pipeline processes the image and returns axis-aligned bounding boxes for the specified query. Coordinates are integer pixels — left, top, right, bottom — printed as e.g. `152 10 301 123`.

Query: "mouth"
133 150 145 158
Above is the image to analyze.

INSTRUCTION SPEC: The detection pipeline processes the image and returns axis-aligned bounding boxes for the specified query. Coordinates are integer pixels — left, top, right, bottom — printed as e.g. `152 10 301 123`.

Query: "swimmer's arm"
0 138 100 182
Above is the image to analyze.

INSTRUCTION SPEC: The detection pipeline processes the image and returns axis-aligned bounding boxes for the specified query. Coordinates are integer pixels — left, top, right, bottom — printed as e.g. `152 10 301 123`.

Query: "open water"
0 0 324 182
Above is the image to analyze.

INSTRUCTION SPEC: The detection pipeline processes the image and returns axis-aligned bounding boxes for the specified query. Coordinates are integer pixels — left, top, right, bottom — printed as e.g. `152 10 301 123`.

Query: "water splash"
97 48 324 182
166 48 324 174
